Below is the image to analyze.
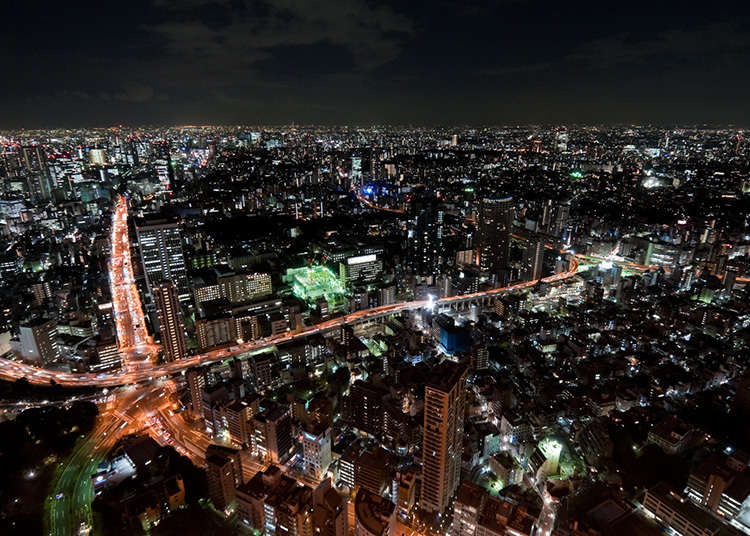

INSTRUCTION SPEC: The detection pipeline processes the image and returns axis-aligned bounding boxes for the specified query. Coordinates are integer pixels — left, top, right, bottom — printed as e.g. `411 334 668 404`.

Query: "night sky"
3 0 750 127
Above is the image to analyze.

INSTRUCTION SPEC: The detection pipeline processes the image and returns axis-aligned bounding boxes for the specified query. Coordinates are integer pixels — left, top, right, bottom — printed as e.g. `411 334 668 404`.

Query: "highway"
2 190 743 389
46 384 166 536
0 255 580 389
109 195 155 369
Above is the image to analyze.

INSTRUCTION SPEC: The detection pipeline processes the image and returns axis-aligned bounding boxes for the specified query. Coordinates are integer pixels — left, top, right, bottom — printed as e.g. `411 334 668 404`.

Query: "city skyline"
2 1 750 535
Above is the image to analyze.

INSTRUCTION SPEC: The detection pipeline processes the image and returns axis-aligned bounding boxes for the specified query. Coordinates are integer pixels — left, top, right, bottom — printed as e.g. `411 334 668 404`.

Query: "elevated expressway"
0 256 580 388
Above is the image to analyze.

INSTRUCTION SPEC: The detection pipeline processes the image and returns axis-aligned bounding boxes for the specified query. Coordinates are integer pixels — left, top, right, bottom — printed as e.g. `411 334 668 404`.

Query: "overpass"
0 257 579 388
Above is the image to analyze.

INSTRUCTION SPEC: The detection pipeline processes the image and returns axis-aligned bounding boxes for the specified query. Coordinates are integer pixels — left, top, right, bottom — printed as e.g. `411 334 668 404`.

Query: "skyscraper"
407 197 444 276
478 197 513 280
135 216 190 302
421 361 467 514
522 234 545 281
552 200 571 238
21 145 52 201
152 281 187 362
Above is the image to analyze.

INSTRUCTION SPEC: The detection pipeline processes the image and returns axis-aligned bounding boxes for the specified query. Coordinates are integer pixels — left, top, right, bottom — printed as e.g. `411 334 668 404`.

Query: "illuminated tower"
478 197 513 279
152 281 187 362
421 361 467 514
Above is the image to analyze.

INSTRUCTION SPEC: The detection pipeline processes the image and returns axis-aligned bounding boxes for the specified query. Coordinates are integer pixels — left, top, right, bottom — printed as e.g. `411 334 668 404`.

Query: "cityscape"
2 3 750 536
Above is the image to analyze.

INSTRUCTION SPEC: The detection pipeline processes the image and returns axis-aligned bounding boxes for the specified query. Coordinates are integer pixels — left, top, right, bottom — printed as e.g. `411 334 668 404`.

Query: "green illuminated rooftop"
284 265 348 307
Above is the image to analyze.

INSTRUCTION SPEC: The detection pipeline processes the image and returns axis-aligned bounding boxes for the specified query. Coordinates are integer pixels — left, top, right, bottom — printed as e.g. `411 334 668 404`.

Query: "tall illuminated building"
478 197 513 280
303 423 332 481
523 234 545 281
407 197 444 276
152 281 187 362
552 200 571 238
421 361 467 514
21 145 52 201
135 216 190 302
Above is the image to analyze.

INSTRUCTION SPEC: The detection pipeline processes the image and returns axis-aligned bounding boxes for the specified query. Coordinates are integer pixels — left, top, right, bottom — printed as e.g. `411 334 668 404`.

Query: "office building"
642 483 740 536
89 337 121 371
355 447 393 496
194 266 273 312
225 394 260 447
135 217 190 302
522 234 545 281
252 405 294 464
196 316 235 350
407 197 444 276
478 197 513 278
339 254 383 287
152 281 187 362
347 380 386 438
187 367 207 419
421 361 467 514
206 452 238 511
395 471 416 520
303 424 332 482
19 318 60 365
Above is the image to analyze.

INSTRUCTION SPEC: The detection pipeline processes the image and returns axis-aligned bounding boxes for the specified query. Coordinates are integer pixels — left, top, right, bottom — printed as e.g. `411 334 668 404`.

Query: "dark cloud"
1 0 749 127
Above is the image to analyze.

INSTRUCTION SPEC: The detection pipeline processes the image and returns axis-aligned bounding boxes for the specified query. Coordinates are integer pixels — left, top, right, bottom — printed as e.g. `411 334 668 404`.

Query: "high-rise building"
224 394 260 447
339 444 358 489
252 405 294 464
421 361 467 514
407 197 444 276
21 145 52 201
135 217 190 302
552 200 570 237
522 234 545 281
186 367 207 419
19 318 60 365
303 424 332 482
206 452 238 511
152 281 187 362
478 198 513 280
347 380 386 438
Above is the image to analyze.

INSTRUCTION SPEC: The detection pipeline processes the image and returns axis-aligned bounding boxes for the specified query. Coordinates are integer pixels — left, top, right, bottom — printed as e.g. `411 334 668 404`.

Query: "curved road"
0 257 579 389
